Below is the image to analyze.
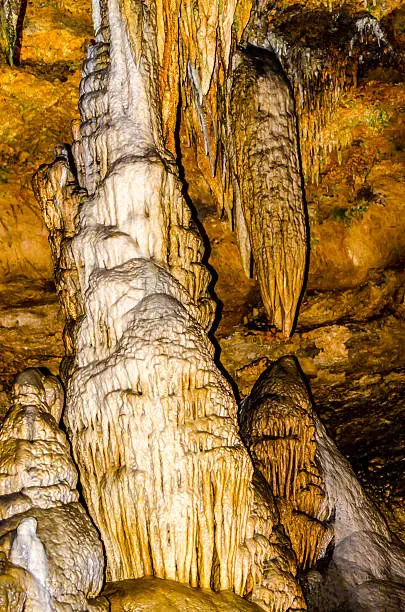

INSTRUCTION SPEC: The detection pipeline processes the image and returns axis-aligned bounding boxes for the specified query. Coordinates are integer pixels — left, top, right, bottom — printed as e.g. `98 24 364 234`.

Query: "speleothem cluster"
0 368 104 610
0 0 404 610
32 0 307 606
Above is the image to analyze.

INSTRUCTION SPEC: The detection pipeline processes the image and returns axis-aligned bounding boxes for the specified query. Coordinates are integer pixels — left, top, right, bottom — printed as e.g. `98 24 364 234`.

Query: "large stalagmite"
33 0 305 609
30 0 405 609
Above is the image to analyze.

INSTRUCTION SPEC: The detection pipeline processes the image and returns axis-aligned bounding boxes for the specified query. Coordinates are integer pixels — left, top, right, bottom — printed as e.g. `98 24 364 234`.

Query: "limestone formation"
247 7 396 184
0 0 25 64
229 47 307 335
0 368 104 610
240 356 405 610
33 1 306 609
308 414 405 610
29 0 405 609
239 357 328 570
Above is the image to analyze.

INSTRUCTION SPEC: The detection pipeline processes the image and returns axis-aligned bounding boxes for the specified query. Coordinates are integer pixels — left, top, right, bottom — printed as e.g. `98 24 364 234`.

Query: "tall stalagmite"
34 0 305 609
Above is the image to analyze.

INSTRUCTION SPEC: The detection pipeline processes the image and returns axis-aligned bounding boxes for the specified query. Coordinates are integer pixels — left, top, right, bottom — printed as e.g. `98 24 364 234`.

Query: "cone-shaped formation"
0 368 104 611
239 357 328 570
241 355 405 610
33 2 305 609
229 48 307 336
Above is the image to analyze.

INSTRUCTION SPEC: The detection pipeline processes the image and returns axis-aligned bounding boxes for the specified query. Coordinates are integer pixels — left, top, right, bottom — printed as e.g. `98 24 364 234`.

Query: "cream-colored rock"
309 413 405 610
229 48 307 336
33 1 305 609
0 368 104 611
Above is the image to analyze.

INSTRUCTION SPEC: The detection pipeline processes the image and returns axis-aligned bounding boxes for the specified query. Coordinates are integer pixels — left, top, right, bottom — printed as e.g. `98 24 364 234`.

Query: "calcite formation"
247 6 396 184
240 355 405 610
33 1 305 609
38 0 306 338
29 0 405 609
229 47 307 335
0 368 104 610
239 357 328 570
309 414 405 610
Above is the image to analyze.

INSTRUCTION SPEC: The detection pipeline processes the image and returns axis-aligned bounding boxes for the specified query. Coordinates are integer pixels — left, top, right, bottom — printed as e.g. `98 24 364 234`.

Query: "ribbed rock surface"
0 368 104 611
308 413 405 610
240 355 405 610
229 47 307 335
240 357 328 570
33 1 305 609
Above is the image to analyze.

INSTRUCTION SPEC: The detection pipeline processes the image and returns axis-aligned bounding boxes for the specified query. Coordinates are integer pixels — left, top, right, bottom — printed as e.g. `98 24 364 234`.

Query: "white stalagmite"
0 368 105 611
34 0 305 609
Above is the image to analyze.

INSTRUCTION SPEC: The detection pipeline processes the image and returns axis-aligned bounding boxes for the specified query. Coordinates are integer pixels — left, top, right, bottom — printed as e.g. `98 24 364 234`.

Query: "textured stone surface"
229 47 307 335
33 1 306 609
1 0 405 609
0 0 24 64
240 356 405 610
103 577 263 611
0 368 104 610
240 358 328 570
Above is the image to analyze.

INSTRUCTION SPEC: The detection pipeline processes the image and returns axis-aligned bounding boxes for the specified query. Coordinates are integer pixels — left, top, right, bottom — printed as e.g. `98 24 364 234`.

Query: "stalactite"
177 1 308 334
0 0 25 64
246 8 395 184
229 46 307 336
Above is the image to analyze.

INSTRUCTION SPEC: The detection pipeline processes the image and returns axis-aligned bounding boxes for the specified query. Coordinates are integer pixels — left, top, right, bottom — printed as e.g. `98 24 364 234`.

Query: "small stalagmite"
0 368 105 611
239 356 328 570
241 355 405 610
229 48 307 336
